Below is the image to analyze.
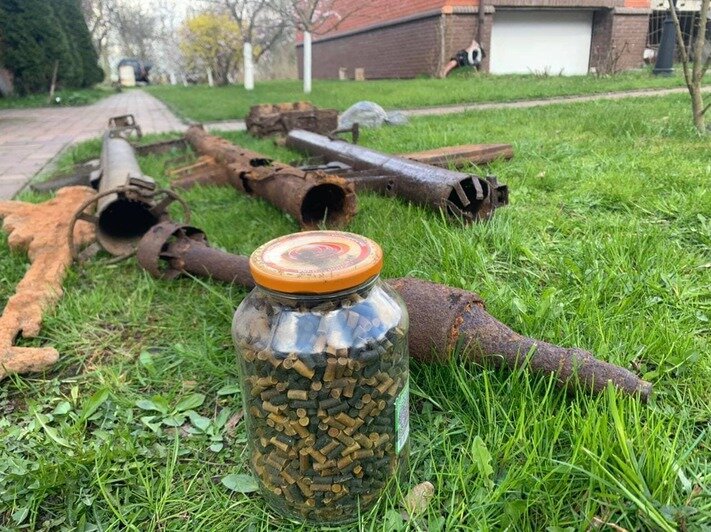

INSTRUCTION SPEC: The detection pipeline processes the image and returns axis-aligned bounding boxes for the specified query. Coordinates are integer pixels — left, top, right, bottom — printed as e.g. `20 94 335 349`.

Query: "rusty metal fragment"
135 137 189 157
403 144 514 168
0 187 96 380
286 129 508 223
137 223 652 401
137 222 255 287
183 125 357 229
246 102 338 138
108 114 142 139
167 156 231 189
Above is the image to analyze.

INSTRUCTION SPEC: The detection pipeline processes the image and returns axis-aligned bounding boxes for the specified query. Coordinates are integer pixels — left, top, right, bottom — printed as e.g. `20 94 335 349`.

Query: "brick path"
0 90 184 199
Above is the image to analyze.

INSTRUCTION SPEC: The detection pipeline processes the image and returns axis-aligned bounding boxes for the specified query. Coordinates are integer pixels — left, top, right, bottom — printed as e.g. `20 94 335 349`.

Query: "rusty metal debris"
68 126 190 260
286 129 509 223
0 187 96 380
30 159 99 193
108 114 142 139
246 102 338 138
31 136 187 195
137 222 652 401
167 156 230 190
403 144 514 168
137 221 255 287
181 125 357 229
134 137 188 157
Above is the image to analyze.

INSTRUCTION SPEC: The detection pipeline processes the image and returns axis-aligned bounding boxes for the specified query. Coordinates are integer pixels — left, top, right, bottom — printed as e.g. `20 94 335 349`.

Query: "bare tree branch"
275 0 375 35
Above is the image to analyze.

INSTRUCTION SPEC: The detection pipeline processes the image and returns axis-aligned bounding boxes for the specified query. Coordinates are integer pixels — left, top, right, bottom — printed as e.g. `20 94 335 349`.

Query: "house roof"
310 0 652 42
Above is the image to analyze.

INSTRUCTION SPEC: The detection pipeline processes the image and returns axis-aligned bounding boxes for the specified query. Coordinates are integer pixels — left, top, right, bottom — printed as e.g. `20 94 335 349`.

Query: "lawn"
1 94 710 530
0 87 111 110
146 69 697 122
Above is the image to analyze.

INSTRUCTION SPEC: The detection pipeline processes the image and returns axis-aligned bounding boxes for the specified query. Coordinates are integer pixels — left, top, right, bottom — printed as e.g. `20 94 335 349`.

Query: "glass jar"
232 231 409 524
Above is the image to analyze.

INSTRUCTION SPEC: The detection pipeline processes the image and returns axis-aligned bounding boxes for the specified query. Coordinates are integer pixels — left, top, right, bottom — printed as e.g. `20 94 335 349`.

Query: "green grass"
1 93 710 530
146 69 698 122
0 87 111 110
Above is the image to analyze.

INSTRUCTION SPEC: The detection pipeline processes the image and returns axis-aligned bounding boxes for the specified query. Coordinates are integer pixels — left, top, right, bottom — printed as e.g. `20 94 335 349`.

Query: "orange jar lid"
249 231 383 294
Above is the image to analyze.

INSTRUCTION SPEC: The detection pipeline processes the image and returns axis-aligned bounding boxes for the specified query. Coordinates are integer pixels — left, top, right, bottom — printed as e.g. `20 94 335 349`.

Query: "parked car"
117 59 152 84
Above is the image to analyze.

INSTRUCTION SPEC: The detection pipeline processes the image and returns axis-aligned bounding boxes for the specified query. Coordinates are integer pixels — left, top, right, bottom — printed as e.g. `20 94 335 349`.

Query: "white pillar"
244 42 255 91
169 72 177 85
207 68 214 87
303 31 313 94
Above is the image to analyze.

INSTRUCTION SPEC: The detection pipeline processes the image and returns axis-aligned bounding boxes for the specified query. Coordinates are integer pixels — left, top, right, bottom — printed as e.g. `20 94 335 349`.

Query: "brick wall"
610 11 650 70
590 10 615 71
589 8 650 72
299 15 444 79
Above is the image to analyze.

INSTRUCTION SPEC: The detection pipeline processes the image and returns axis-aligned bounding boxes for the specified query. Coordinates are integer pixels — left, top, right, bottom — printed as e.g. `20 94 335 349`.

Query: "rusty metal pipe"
184 126 357 228
95 133 161 256
68 130 190 260
137 222 652 401
137 222 255 287
286 129 509 222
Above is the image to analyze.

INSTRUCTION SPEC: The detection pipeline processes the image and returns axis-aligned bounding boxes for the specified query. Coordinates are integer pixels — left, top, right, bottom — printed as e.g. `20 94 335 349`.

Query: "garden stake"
137 222 652 401
181 126 357 229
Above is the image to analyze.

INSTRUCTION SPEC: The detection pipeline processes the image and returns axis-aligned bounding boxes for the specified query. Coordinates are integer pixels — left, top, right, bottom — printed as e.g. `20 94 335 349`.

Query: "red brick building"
297 0 652 79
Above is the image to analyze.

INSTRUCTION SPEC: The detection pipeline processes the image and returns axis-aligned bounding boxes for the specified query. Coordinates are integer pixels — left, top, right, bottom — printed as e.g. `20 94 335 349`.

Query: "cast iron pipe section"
137 222 652 401
286 129 509 222
184 126 357 229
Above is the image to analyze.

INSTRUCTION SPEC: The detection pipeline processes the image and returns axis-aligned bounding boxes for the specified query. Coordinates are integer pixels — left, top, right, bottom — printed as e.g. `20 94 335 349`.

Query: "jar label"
395 379 410 454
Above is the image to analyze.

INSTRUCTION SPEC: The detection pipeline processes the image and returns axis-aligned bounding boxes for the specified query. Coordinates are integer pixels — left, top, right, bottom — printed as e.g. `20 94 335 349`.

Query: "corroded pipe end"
137 222 208 280
299 174 358 229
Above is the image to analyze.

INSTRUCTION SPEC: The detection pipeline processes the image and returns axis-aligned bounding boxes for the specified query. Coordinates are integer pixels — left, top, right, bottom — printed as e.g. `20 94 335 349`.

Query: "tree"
670 0 710 133
55 0 104 86
203 0 288 90
0 0 75 93
277 0 373 94
113 2 160 61
180 12 243 86
80 0 117 61
0 0 102 93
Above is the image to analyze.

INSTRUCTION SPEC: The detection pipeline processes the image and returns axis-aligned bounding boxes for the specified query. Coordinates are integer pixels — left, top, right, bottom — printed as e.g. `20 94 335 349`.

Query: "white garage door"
490 11 593 75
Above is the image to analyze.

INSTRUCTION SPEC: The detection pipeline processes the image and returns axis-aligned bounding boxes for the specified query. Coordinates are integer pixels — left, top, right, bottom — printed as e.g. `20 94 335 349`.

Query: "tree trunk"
670 0 709 134
243 41 255 91
691 83 706 132
303 31 312 94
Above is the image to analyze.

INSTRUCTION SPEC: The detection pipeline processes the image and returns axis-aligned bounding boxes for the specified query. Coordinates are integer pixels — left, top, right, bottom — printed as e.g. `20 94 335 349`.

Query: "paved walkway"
0 90 184 199
400 85 710 117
